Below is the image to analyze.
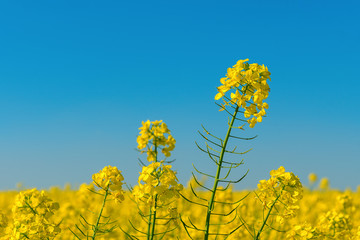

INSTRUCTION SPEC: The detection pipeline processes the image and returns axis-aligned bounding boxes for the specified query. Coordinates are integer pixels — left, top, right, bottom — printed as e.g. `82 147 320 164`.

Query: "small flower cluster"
215 59 271 128
336 192 355 213
257 166 303 224
167 206 179 226
133 161 183 206
137 120 176 161
286 222 321 240
318 210 352 238
0 211 8 238
130 121 182 238
319 177 330 190
286 191 357 239
92 165 125 203
9 188 61 239
316 192 354 238
0 211 7 226
308 173 318 185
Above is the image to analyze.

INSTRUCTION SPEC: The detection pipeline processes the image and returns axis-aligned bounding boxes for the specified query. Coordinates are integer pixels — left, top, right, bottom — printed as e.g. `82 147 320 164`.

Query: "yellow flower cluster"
137 120 176 161
132 161 183 206
319 177 330 190
286 222 321 239
308 173 318 184
285 191 358 239
0 211 8 238
215 59 271 128
257 166 303 224
6 189 61 239
316 192 355 238
319 210 352 238
92 165 125 203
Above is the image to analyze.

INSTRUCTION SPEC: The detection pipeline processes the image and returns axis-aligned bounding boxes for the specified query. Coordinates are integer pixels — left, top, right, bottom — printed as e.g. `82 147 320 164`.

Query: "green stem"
204 106 239 240
148 142 159 240
149 195 158 240
92 188 109 240
147 208 152 240
24 200 37 215
154 143 158 163
255 190 282 240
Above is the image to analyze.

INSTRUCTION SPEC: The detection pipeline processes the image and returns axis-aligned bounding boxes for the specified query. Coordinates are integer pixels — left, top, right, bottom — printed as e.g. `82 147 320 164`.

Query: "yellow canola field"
1 184 360 239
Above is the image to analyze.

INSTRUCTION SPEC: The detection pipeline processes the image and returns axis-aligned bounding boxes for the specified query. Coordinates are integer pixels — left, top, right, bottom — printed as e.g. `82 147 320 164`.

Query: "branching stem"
204 105 239 240
254 188 283 240
92 187 109 240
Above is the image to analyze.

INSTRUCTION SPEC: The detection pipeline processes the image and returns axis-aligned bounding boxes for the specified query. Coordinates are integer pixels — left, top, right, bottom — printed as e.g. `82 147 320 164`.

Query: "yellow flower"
11 189 61 238
133 161 183 206
137 120 176 161
92 165 125 203
270 166 286 178
215 59 271 128
319 178 329 190
308 173 318 184
257 166 303 223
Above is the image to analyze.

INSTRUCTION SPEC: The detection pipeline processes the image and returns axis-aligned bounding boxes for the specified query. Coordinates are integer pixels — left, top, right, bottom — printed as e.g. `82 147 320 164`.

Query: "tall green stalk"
149 195 158 240
255 187 284 240
148 143 158 240
255 195 280 240
92 188 109 240
204 106 239 240
147 208 153 240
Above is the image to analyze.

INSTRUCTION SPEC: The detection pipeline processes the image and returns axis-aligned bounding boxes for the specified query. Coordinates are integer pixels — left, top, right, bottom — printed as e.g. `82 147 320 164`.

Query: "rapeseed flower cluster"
0 211 8 238
319 177 330 190
128 121 183 239
215 59 271 128
308 173 318 184
257 166 303 224
0 212 7 226
286 222 321 239
285 191 359 239
134 121 182 206
69 167 126 239
133 161 183 206
137 120 176 161
316 192 355 238
92 165 125 203
7 189 61 239
318 210 352 238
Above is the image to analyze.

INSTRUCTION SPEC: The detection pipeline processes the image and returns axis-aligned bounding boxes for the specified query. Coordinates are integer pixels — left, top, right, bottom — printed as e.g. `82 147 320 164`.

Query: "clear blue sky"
1 0 359 190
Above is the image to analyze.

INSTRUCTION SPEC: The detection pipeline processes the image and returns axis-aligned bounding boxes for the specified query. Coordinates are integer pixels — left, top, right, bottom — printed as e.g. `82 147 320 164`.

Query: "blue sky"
1 0 359 190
